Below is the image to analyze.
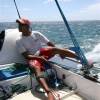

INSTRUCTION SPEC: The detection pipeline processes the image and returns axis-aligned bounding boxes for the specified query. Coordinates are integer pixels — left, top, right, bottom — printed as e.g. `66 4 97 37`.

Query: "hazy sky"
0 0 100 22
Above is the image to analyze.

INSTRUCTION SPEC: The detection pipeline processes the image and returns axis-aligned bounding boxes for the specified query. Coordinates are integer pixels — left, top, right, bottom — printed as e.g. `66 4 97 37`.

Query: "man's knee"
49 47 59 54
51 47 62 54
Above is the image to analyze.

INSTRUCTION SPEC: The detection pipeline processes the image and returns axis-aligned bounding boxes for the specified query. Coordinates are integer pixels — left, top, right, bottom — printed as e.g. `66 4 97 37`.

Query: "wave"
86 43 100 64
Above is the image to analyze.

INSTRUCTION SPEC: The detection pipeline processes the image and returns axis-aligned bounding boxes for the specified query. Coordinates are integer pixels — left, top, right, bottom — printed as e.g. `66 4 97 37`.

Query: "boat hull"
53 64 100 100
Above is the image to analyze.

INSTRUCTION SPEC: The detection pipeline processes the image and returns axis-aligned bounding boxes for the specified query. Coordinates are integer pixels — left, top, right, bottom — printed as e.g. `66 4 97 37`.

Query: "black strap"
36 74 46 80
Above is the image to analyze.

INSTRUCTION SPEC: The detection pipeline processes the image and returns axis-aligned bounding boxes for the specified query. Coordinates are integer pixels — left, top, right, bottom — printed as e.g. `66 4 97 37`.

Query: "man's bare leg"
56 48 77 58
49 47 77 58
34 67 55 100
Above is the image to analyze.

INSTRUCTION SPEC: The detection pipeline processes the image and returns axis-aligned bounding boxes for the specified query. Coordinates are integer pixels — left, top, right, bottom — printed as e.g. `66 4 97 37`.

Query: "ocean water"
0 21 100 64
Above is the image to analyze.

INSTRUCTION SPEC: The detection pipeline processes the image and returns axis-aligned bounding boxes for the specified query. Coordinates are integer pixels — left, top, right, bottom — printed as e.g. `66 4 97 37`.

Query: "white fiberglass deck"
9 88 84 100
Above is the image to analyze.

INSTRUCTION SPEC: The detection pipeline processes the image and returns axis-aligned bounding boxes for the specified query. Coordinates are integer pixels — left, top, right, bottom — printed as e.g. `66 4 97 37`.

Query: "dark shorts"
28 47 53 70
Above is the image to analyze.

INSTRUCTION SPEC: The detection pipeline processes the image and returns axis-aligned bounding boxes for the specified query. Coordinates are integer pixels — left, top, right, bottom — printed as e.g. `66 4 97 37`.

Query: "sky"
0 0 100 22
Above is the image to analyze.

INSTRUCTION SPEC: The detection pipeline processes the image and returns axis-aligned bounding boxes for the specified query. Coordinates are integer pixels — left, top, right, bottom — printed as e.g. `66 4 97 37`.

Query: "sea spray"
86 43 100 64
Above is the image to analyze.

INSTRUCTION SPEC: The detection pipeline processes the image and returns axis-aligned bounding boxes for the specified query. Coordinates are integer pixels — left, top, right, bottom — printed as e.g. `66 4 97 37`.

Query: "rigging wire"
13 0 21 19
54 0 90 70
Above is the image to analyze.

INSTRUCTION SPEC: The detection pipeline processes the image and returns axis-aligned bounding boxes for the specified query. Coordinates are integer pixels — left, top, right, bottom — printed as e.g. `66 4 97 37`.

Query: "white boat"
0 29 100 100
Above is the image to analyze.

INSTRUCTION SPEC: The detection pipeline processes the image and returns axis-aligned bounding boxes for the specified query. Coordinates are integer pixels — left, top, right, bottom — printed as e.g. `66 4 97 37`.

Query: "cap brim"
16 18 31 25
16 19 19 23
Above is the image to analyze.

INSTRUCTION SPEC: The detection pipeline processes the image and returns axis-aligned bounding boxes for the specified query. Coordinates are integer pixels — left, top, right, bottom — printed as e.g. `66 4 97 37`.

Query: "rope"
54 0 90 70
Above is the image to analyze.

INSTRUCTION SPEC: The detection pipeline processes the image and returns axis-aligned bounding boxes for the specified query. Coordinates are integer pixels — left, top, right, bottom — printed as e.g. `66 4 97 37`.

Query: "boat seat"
0 61 53 81
0 63 29 81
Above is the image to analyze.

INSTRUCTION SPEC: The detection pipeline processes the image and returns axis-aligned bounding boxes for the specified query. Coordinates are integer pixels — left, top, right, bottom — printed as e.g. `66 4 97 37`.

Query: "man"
16 18 78 100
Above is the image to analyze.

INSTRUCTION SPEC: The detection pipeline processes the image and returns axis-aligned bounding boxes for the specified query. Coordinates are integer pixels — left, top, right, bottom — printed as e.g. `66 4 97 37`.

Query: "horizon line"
0 19 100 23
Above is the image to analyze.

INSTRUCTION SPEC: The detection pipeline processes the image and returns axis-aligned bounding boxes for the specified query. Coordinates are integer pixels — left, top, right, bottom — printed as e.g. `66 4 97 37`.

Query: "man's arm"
22 51 48 61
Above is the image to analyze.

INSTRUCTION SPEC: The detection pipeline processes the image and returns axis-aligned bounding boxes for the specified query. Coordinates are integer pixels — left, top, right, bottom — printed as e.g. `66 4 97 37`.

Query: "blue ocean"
0 21 100 64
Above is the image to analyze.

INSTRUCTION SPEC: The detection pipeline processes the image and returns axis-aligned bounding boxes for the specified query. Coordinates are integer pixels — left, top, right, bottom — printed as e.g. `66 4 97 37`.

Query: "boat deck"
9 87 84 100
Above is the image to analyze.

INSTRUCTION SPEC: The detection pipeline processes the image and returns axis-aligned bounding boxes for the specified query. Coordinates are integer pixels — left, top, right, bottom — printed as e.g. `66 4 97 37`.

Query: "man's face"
18 24 31 36
18 24 29 32
18 24 23 32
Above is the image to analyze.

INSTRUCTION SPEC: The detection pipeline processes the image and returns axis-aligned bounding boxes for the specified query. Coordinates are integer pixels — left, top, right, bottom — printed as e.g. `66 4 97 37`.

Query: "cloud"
44 0 72 4
59 0 72 2
0 5 11 8
80 3 100 14
70 3 100 20
22 8 32 11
